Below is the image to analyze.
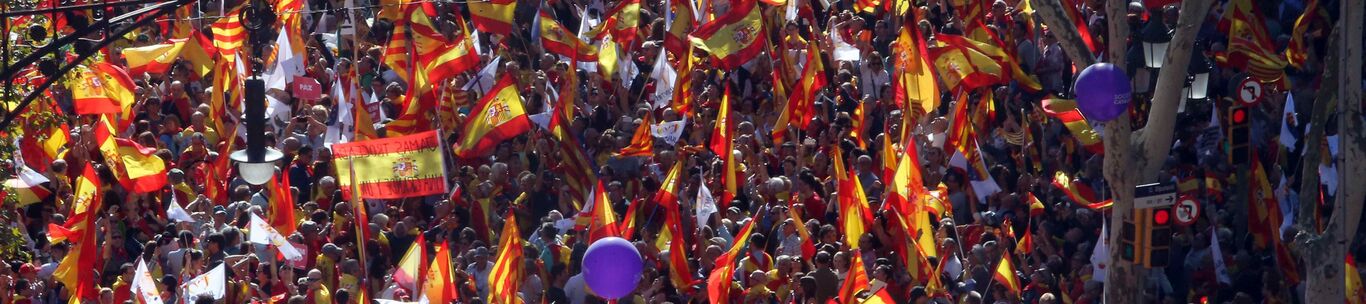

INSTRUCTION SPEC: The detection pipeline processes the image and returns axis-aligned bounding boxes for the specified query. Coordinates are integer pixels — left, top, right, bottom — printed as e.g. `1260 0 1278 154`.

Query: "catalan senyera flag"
893 14 939 117
489 212 525 304
615 113 654 157
1219 0 1289 87
539 11 598 61
1349 255 1365 304
689 0 765 69
453 74 531 158
468 0 517 35
592 0 642 46
930 35 1003 91
404 2 449 61
71 63 136 115
53 165 104 303
424 239 460 304
850 100 868 149
838 249 871 302
387 61 440 137
122 39 187 76
664 0 695 56
670 45 698 115
1051 171 1113 211
707 219 755 304
331 130 448 199
1284 0 1322 68
383 16 413 85
210 5 246 57
95 118 169 193
1060 0 1096 53
993 251 1022 296
268 173 297 236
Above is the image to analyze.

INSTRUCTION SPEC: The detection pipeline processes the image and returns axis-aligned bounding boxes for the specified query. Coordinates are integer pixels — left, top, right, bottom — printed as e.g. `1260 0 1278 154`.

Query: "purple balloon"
583 237 643 299
1073 63 1133 121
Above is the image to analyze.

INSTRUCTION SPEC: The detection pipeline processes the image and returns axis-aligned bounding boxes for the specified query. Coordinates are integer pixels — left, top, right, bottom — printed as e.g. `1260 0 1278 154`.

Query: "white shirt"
565 273 588 304
466 261 494 300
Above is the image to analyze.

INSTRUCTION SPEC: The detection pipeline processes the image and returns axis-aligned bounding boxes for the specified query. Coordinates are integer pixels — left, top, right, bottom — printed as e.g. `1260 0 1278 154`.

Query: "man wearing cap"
466 246 494 300
303 269 332 304
315 243 342 292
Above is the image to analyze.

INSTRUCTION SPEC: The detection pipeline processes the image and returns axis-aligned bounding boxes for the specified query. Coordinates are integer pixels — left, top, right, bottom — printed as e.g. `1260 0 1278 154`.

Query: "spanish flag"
707 219 755 304
268 173 296 236
1043 99 1105 155
488 212 524 304
1284 0 1323 68
71 63 136 115
394 234 426 296
591 0 642 46
453 74 531 158
331 130 448 199
176 29 218 78
710 85 734 156
538 10 598 61
94 117 168 193
930 35 1003 91
424 239 460 304
689 0 765 69
425 13 480 84
663 0 695 56
1017 221 1034 254
53 165 104 303
584 181 620 243
838 249 871 302
892 14 939 116
1219 0 1289 87
655 162 696 291
835 150 873 249
786 200 818 260
1027 192 1046 217
122 39 186 76
1051 171 1113 211
210 5 246 57
888 207 934 285
1350 255 1365 304
615 113 654 157
468 0 517 35
993 251 1021 296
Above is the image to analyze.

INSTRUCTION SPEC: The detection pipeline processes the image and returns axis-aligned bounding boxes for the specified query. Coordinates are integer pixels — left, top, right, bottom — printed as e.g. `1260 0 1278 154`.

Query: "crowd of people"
0 0 1356 303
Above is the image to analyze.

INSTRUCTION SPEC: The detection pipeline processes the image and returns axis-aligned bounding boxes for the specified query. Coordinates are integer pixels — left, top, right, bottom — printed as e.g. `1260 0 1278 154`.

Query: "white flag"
1279 93 1298 149
696 177 717 225
1090 220 1109 282
249 213 304 261
166 191 195 223
651 119 688 146
181 264 226 303
650 42 677 110
462 57 502 94
265 28 304 93
1210 228 1232 284
132 259 165 304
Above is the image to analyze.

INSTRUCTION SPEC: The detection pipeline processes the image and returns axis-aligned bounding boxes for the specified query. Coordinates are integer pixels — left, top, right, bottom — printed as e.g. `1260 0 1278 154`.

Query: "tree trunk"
1100 0 1140 303
1029 0 1098 67
1132 0 1213 180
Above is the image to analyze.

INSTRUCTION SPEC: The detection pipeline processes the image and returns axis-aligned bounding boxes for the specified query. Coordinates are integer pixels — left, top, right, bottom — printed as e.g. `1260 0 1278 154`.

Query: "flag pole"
347 154 369 303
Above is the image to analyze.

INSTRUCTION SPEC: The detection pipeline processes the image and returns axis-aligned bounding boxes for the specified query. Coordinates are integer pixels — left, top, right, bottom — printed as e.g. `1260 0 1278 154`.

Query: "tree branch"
1029 0 1097 67
1294 33 1335 236
1335 0 1364 249
1100 0 1138 302
1133 0 1213 182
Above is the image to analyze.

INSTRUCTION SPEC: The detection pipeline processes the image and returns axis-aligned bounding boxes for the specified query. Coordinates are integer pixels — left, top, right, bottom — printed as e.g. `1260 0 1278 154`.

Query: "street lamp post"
229 0 281 185
1140 10 1171 69
1186 42 1213 100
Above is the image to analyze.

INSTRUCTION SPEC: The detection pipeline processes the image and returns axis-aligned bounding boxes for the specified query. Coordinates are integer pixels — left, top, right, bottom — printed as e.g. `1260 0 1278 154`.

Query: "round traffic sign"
1173 197 1200 226
1237 78 1264 105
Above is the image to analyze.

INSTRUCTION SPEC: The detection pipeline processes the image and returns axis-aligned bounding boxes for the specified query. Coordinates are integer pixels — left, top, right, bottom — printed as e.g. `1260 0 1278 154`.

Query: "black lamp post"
1186 41 1213 100
1140 10 1171 69
229 0 282 185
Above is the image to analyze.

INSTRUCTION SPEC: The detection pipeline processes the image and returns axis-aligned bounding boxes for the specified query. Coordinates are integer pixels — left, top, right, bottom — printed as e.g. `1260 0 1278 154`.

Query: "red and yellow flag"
453 74 531 158
71 63 136 115
838 249 871 302
670 45 698 116
1284 0 1323 68
269 173 297 236
1349 255 1365 304
888 206 934 285
664 0 695 56
615 113 654 157
1219 0 1289 87
394 233 427 295
53 165 104 303
210 5 246 57
993 251 1021 296
121 39 186 76
177 29 218 78
1060 0 1096 52
331 130 448 199
95 118 168 193
835 151 874 249
424 9 480 84
1043 99 1105 155
930 35 1004 91
489 212 525 304
710 86 734 156
1051 171 1113 211
383 15 413 85
707 219 755 304
892 14 939 116
774 41 825 142
423 238 459 304
539 11 598 61
1027 192 1046 217
592 0 642 46
585 181 620 243
653 162 695 291
688 0 765 69
469 0 517 35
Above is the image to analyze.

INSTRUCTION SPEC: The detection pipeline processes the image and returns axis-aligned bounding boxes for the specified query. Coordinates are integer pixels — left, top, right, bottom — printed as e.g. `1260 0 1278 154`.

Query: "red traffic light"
1153 209 1170 225
1231 107 1248 124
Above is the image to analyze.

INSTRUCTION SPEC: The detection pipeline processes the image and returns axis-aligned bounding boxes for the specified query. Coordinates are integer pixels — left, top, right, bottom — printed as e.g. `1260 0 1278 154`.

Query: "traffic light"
1146 208 1172 267
1228 103 1250 164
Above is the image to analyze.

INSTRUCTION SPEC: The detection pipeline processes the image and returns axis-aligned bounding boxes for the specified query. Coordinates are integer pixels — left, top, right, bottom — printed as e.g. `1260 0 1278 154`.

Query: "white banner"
249 213 304 261
180 264 225 303
132 259 164 304
651 119 688 146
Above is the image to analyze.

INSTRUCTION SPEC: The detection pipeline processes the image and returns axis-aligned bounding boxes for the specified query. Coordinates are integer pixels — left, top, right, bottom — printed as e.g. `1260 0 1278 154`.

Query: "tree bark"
1293 40 1333 239
1099 0 1140 303
1131 0 1213 180
1029 0 1098 67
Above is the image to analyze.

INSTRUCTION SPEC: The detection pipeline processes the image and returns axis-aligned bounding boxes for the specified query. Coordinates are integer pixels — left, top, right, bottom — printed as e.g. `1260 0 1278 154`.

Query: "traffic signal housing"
1120 208 1172 268
1228 103 1250 164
